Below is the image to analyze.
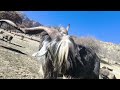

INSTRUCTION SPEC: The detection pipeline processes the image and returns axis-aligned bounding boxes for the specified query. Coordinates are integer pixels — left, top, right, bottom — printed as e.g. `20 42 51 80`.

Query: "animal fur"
34 35 100 79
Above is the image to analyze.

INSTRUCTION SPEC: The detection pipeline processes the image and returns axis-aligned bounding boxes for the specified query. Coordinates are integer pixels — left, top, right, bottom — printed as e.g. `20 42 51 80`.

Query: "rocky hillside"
18 11 43 28
0 29 42 79
0 11 43 34
0 11 43 28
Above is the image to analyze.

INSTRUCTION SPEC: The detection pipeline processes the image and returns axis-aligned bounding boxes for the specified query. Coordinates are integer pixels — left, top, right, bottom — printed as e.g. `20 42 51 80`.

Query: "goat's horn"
0 19 62 39
0 19 17 27
20 26 61 39
0 19 24 33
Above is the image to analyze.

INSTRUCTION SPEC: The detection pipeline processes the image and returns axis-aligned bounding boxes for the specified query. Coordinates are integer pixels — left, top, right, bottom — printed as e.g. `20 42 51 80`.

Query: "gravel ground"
0 33 43 79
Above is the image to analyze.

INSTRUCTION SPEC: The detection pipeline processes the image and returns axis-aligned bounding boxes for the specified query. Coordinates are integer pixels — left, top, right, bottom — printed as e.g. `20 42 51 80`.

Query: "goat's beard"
48 35 76 73
43 35 86 79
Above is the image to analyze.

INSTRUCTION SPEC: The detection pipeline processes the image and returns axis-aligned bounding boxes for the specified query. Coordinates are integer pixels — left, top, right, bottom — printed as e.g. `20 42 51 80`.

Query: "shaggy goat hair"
34 35 100 79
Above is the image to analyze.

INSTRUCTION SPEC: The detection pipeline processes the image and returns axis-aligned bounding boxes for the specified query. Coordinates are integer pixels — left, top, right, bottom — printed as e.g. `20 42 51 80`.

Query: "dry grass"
0 32 43 79
72 35 101 54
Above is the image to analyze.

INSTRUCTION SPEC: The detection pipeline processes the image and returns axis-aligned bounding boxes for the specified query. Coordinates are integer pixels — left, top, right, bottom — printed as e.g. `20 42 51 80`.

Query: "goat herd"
0 19 116 79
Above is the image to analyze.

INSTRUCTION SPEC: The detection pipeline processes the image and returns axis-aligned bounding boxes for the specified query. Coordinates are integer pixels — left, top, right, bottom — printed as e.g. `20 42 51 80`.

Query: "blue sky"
23 11 120 44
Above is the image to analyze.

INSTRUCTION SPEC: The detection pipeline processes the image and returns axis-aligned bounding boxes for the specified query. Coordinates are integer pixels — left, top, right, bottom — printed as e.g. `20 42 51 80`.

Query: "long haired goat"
36 35 100 79
0 19 100 79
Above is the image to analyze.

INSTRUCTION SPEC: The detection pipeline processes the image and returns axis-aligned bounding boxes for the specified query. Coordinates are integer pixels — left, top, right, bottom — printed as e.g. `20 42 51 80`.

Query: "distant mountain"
0 11 43 28
18 11 43 28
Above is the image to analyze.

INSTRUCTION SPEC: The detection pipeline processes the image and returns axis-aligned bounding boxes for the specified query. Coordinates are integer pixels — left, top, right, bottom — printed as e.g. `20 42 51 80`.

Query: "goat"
0 30 4 34
21 35 24 40
0 31 13 43
38 36 100 79
0 19 100 79
3 35 13 43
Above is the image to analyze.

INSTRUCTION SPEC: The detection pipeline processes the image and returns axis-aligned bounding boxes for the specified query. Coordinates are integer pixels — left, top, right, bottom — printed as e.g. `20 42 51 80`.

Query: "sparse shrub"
72 35 101 54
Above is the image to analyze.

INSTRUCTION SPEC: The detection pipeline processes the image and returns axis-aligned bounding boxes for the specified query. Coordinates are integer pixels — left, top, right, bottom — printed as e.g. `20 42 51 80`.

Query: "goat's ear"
66 24 70 31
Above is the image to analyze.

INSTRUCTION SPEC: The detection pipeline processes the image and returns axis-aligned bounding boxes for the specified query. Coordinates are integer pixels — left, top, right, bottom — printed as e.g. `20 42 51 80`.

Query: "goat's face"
59 27 68 35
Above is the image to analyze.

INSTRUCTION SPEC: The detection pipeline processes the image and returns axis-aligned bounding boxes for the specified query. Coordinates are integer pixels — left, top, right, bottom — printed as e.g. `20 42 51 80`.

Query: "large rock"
99 66 116 79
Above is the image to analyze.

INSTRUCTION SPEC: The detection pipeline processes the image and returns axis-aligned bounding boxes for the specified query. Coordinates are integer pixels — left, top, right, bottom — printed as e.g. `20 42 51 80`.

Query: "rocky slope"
0 29 120 79
0 29 43 79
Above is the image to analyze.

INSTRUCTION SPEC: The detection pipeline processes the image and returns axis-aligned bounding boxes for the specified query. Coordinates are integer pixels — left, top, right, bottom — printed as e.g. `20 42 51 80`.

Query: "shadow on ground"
0 39 25 48
0 45 27 55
